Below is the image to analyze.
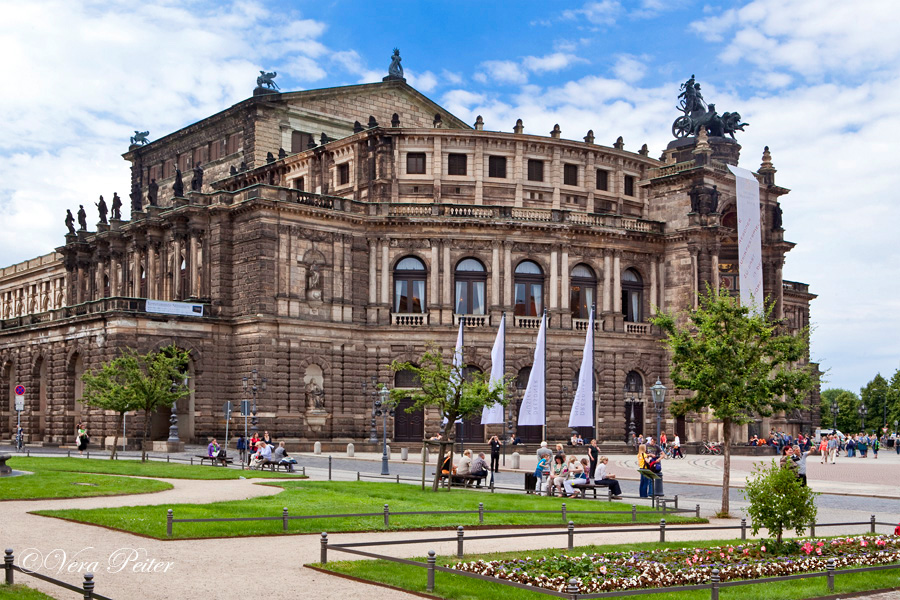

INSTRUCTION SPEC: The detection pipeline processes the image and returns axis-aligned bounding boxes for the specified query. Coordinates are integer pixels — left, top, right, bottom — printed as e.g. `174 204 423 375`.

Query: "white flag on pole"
443 320 465 425
517 313 546 427
481 314 506 424
728 164 764 315
568 308 594 427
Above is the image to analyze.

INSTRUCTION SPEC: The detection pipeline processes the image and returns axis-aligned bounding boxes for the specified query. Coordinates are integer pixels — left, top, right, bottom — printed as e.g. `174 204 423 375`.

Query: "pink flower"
599 566 607 575
693 555 699 561
743 549 750 555
761 546 766 552
816 548 822 555
861 541 868 547
685 559 692 566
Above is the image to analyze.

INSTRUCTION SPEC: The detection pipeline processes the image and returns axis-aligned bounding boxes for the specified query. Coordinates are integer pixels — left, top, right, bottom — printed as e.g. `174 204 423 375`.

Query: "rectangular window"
369 158 376 180
177 154 191 173
488 156 507 178
294 177 304 192
527 159 544 182
163 159 175 179
337 163 350 186
149 164 161 182
226 133 241 155
406 152 426 174
291 131 312 153
596 169 609 191
624 175 635 197
564 164 578 186
192 146 207 167
208 139 223 162
448 153 467 176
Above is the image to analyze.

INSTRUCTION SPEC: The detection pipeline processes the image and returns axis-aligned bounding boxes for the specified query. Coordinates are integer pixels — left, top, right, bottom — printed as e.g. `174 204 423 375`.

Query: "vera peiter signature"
20 547 174 575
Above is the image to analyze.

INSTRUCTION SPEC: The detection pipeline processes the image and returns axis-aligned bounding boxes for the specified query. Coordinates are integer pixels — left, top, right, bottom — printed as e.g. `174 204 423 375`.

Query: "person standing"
827 434 838 464
587 439 599 479
672 434 683 458
236 434 247 464
792 444 810 486
637 444 652 498
818 436 828 464
76 423 89 456
489 435 501 473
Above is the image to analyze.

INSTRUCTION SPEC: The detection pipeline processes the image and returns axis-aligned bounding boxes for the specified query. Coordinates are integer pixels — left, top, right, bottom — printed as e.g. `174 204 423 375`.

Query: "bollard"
810 521 815 538
166 509 173 538
511 452 520 470
826 558 835 591
871 514 876 534
283 507 289 532
561 502 567 522
478 502 484 524
566 577 579 599
320 533 328 564
696 504 701 518
190 457 193 465
674 494 679 509
384 504 390 528
357 471 360 481
567 521 575 550
426 550 436 592
423 445 430 463
82 572 95 600
741 518 747 540
87 451 90 459
632 505 637 523
386 444 391 457
659 519 666 543
457 526 465 559
347 442 354 457
328 456 332 481
396 474 400 484
302 466 306 476
401 447 408 461
314 441 322 455
710 568 720 600
4 549 13 585
68 450 71 458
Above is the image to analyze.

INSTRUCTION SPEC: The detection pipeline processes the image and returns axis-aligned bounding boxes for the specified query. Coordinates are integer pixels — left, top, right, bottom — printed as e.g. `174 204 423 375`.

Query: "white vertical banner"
568 308 594 428
444 320 465 425
482 314 506 424
728 165 764 315
517 313 546 427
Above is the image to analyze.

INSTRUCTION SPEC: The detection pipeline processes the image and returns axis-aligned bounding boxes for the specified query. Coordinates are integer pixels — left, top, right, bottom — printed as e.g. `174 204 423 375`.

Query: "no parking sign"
14 385 25 411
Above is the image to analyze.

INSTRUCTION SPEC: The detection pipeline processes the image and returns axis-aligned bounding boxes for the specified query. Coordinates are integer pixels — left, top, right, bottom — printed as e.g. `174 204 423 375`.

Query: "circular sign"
14 385 25 396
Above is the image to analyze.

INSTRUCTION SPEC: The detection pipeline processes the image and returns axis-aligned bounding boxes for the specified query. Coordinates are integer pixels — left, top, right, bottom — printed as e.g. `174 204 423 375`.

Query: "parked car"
813 428 845 444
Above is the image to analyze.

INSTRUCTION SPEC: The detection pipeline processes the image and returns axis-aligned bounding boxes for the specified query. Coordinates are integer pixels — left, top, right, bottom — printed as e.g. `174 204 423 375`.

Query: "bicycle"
15 428 24 452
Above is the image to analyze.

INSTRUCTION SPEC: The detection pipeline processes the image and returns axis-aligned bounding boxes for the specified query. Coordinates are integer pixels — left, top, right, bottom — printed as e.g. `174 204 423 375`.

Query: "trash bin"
653 474 664 497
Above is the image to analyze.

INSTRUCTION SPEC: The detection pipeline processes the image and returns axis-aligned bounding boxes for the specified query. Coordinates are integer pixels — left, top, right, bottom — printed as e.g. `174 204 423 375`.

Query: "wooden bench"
567 481 614 500
197 454 233 466
261 460 297 472
437 473 485 488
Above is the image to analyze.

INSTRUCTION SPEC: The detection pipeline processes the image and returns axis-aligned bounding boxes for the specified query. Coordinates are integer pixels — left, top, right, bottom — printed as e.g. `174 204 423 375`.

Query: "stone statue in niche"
306 263 323 301
772 204 783 230
147 179 158 206
191 165 203 192
305 379 325 410
688 184 720 215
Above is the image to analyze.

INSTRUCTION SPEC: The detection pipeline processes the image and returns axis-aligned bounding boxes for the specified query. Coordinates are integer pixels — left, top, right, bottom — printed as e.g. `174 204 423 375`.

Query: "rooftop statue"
388 48 404 79
95 195 108 224
65 209 75 235
111 192 122 220
130 130 149 145
77 205 87 231
257 71 279 90
672 75 748 140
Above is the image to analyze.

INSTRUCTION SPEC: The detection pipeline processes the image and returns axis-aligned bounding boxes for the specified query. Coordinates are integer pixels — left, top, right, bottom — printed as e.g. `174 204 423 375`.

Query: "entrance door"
394 397 424 442
676 415 687 441
624 400 645 442
457 415 484 444
515 395 543 443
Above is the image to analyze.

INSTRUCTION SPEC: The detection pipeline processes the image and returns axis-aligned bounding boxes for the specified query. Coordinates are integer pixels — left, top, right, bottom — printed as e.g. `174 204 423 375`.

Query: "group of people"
533 440 623 499
440 435 504 486
231 431 299 472
630 432 683 459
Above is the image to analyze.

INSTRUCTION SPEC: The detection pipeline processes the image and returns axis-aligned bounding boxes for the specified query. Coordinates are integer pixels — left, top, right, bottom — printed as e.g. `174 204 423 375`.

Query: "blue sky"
1 0 898 394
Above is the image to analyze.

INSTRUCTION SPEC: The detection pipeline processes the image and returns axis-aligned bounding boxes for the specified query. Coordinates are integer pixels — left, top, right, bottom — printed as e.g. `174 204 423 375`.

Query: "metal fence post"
190 457 193 465
320 533 328 565
328 456 332 481
561 503 567 522
166 509 173 538
82 572 95 600
659 519 666 543
826 558 835 591
4 549 13 585
696 504 701 518
870 514 876 533
478 502 484 524
426 550 436 592
566 577 580 599
674 494 679 509
810 521 815 538
396 474 400 484
457 526 464 559
283 507 289 532
567 521 575 551
302 466 306 476
710 568 720 600
632 505 637 523
384 504 390 528
741 518 747 541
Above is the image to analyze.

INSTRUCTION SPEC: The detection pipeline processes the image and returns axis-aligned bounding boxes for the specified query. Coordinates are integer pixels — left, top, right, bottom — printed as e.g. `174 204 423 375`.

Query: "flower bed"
452 535 900 594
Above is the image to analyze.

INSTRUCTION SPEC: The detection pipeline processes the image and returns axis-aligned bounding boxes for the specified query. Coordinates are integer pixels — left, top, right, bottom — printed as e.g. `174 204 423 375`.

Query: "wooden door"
394 397 424 442
457 415 484 444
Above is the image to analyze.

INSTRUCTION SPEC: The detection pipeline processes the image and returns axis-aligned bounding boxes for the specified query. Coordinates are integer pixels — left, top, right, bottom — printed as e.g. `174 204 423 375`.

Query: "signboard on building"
145 300 204 317
15 395 25 411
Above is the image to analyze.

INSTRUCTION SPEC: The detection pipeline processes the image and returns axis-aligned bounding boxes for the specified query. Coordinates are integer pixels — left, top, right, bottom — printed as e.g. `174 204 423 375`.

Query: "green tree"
82 346 191 462
742 459 818 545
819 388 860 433
390 342 507 491
860 374 889 433
887 368 900 433
651 289 815 516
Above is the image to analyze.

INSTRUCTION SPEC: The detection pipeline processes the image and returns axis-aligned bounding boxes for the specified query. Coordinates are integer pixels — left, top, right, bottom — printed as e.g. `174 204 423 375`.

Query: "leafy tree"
887 368 900 433
390 342 507 491
742 459 818 545
82 346 191 461
860 374 889 433
819 388 860 433
651 289 815 516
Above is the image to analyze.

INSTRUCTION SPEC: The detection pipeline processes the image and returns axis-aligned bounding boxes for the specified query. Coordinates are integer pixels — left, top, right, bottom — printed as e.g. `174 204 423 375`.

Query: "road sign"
240 400 251 416
224 401 233 417
14 385 25 396
15 395 25 411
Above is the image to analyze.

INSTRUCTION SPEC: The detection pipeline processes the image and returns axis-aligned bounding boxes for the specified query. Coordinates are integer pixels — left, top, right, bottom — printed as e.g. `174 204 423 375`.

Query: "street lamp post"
650 378 667 443
623 381 638 445
858 403 867 433
242 369 266 439
167 375 188 444
374 386 394 475
367 376 379 444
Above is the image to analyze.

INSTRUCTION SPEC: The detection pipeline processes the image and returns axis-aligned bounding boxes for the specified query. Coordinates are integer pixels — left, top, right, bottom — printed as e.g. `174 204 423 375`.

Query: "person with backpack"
637 444 652 498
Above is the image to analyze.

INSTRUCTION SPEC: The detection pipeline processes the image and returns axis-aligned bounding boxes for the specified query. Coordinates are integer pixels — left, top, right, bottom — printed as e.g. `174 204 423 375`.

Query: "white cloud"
441 69 464 85
522 52 586 73
611 54 648 83
479 60 529 85
563 1 623 26
406 70 438 93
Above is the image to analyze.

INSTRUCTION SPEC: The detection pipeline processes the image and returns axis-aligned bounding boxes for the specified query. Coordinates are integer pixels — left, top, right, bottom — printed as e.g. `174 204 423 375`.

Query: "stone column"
380 239 389 306
190 232 200 299
775 260 784 320
332 234 343 303
430 242 439 309
172 237 182 300
612 251 622 314
560 249 569 311
442 243 451 307
132 246 142 298
711 245 720 295
95 260 104 300
657 259 666 313
689 246 699 309
503 242 512 307
650 256 658 311
549 246 559 310
602 252 612 312
491 241 500 307
368 238 377 304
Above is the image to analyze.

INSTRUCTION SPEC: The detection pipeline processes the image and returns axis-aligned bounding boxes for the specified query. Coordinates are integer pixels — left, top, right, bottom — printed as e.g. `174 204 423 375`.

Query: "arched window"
514 260 543 317
454 258 486 315
570 263 596 320
624 370 643 395
394 370 421 388
179 256 187 299
103 274 110 299
621 268 643 322
140 266 147 298
393 256 427 313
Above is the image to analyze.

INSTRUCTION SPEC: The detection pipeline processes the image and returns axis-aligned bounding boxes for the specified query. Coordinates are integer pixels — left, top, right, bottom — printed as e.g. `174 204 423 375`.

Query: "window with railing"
454 258 486 316
622 268 643 322
393 256 427 314
514 260 543 316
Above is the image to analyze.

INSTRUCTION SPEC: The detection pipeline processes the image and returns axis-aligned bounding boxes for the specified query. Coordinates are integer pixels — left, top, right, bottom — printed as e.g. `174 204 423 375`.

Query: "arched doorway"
68 353 84 442
456 366 485 443
0 360 12 438
514 367 543 443
150 354 194 442
32 357 48 441
393 369 424 442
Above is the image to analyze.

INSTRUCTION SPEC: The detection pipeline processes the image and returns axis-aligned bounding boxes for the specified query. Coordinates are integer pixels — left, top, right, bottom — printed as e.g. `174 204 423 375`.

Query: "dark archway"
393 369 424 442
514 366 543 443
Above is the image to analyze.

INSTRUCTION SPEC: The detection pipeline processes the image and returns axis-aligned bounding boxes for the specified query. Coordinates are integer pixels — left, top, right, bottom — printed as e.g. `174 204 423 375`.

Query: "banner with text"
517 313 546 427
482 313 506 424
728 165 764 315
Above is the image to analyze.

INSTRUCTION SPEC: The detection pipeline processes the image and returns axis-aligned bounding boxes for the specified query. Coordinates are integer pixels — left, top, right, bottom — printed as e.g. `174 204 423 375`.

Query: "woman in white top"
563 457 588 497
672 435 683 459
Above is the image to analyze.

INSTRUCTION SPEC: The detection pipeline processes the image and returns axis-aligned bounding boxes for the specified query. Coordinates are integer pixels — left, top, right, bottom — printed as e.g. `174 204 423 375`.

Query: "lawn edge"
0 476 174 502
305 563 439 600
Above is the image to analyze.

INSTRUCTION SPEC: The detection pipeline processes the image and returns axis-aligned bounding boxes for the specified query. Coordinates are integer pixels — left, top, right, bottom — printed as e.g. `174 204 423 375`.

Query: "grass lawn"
35 480 704 539
0 470 172 501
5 456 304 480
0 583 58 599
318 537 900 600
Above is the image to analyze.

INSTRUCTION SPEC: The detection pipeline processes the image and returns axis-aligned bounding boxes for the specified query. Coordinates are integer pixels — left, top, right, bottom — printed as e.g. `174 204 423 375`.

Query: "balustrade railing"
514 315 544 329
625 322 651 335
391 312 429 326
453 314 491 327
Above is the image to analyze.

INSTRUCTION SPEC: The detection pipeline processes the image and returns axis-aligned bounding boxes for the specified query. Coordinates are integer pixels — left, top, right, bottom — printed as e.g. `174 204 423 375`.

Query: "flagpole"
502 311 507 466
459 316 465 452
542 307 547 443
591 303 597 442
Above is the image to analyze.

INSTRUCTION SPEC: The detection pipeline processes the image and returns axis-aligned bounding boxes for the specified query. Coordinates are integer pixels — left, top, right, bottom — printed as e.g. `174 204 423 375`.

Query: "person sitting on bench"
594 456 623 499
250 440 271 470
563 457 590 497
273 441 297 472
470 452 489 486
207 438 227 466
456 449 473 479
